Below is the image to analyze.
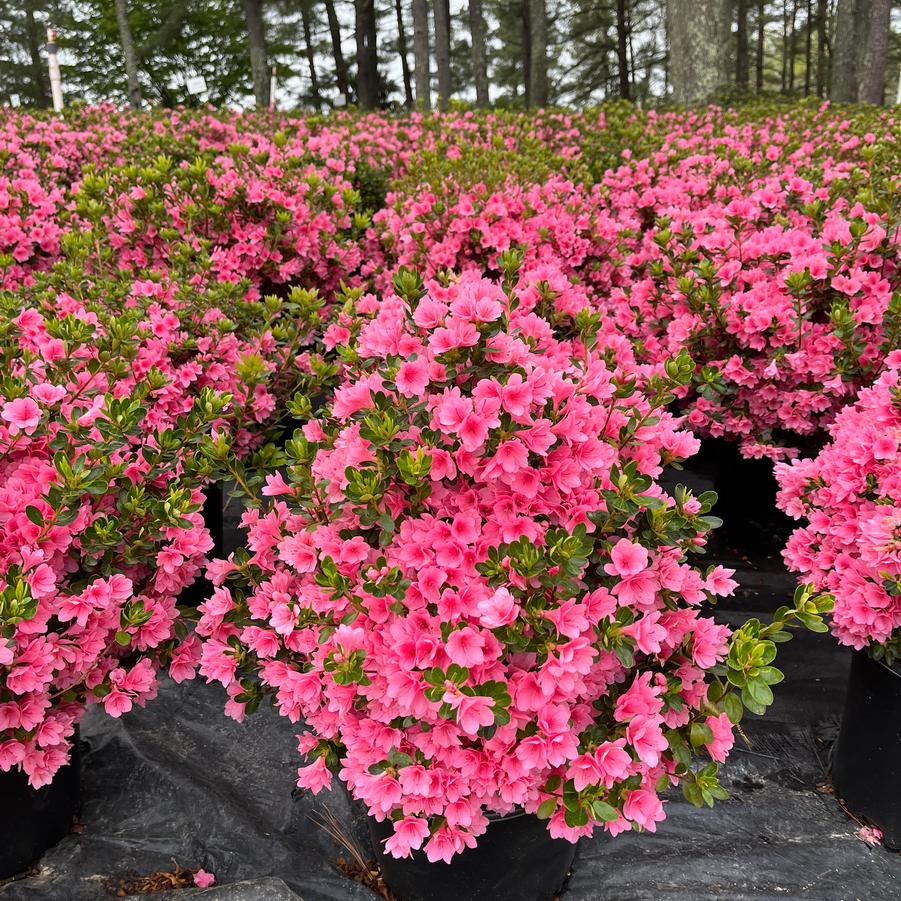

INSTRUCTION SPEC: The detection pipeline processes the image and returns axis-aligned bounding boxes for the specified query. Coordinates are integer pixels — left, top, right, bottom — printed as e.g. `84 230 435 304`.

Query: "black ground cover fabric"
1 458 899 900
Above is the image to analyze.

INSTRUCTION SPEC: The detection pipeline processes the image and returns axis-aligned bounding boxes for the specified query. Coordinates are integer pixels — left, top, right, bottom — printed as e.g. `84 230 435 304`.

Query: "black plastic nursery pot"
276 415 307 450
178 482 224 606
0 735 81 879
832 650 901 850
369 811 577 901
203 481 225 556
706 438 794 555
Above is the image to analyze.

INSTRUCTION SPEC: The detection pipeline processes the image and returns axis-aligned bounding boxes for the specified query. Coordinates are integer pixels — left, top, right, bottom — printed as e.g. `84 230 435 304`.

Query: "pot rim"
877 659 901 680
485 808 528 823
865 650 901 681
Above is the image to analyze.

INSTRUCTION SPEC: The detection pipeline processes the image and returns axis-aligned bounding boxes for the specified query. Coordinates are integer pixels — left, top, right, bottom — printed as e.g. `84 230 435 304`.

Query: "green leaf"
536 798 557 820
690 722 714 747
591 800 619 823
25 506 45 526
747 679 773 707
614 643 635 668
682 780 703 807
722 692 744 725
387 749 413 768
563 805 589 828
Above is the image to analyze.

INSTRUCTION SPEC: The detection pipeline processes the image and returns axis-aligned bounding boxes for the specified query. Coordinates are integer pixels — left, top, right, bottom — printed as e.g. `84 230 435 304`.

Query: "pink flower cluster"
368 177 623 298
197 267 743 858
0 173 64 289
0 252 328 787
361 108 899 458
0 101 890 813
614 190 898 459
0 300 227 786
776 352 901 658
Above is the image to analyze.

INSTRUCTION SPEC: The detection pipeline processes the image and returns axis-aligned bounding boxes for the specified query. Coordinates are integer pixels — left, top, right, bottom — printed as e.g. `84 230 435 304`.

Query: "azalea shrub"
71 149 367 297
776 353 901 664
360 104 901 460
368 177 627 297
195 265 830 860
0 295 240 788
17 233 335 456
615 196 901 460
0 169 65 290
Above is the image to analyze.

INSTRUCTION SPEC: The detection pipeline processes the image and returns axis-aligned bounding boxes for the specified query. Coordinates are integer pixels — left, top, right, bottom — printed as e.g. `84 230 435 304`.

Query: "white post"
896 65 901 106
269 65 277 110
46 28 64 112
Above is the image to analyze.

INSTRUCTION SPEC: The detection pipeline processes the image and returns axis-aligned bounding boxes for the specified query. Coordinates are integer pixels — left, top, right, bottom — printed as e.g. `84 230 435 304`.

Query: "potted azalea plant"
776 352 901 850
614 201 900 550
195 262 831 901
14 225 339 601
0 296 233 877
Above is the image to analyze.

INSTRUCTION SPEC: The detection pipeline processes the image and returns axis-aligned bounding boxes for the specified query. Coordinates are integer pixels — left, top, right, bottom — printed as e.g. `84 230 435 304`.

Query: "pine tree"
354 0 379 108
858 0 891 103
433 0 452 109
667 0 730 104
243 0 269 107
469 0 490 105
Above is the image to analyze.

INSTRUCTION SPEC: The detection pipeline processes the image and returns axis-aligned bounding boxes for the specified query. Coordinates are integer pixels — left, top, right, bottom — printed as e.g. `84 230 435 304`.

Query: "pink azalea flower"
623 789 665 832
297 756 333 794
1 397 41 435
477 588 520 628
445 627 486 667
605 539 649 578
704 712 735 763
384 816 431 858
396 359 431 397
193 870 216 888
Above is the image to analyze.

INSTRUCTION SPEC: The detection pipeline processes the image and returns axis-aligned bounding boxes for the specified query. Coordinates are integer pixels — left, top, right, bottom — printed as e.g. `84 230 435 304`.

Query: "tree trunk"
433 0 452 110
663 9 670 95
755 0 765 92
468 0 490 106
412 0 431 109
721 0 735 80
394 0 414 107
667 0 730 105
114 0 142 108
804 0 813 95
300 2 323 108
815 0 827 96
616 0 631 99
323 0 352 104
788 0 798 92
853 0 871 92
355 0 379 109
781 0 789 91
628 5 637 100
831 0 869 102
736 0 749 89
24 0 49 107
521 0 532 106
858 0 891 103
242 0 269 108
831 0 854 100
528 0 548 106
